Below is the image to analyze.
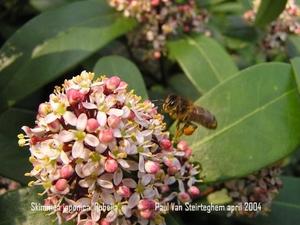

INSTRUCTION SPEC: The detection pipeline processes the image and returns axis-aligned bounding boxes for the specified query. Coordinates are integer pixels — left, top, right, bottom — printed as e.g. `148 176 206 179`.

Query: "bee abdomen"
190 107 217 129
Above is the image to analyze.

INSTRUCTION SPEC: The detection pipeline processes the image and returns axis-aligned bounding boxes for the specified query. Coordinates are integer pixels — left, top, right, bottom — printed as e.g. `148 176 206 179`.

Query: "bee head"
162 94 179 112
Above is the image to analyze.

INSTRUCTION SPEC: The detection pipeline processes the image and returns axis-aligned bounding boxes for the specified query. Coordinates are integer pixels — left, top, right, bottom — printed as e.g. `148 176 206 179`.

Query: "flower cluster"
108 0 209 59
224 163 283 218
18 71 201 225
244 0 300 58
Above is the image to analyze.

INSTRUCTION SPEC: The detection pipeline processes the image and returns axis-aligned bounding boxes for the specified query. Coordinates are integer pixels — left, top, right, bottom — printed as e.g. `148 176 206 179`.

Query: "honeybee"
162 94 217 142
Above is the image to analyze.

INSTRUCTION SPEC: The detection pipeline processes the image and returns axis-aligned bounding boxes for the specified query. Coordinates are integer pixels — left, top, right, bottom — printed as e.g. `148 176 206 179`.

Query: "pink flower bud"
44 198 51 206
86 118 99 133
48 119 61 133
100 218 110 225
188 186 200 196
163 158 172 167
116 81 127 91
149 200 156 209
151 0 160 6
185 148 192 158
55 179 68 191
178 192 190 203
99 129 114 143
160 139 172 149
153 51 161 59
177 140 188 151
107 115 121 128
66 89 84 104
253 186 261 195
260 188 268 195
167 165 178 175
137 199 151 210
105 158 118 173
60 164 74 179
140 209 154 219
127 110 135 120
145 160 159 174
116 185 131 198
106 76 121 91
159 184 169 193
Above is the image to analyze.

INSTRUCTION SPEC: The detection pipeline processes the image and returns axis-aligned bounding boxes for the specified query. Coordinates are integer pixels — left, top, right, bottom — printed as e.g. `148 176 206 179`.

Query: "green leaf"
238 0 252 10
29 0 79 12
291 57 300 94
168 74 201 101
287 35 300 58
0 0 137 113
196 0 227 7
0 186 52 225
234 176 300 224
224 16 258 43
93 55 148 100
165 214 181 225
210 2 244 14
167 34 238 95
254 0 287 26
0 108 36 185
170 63 300 183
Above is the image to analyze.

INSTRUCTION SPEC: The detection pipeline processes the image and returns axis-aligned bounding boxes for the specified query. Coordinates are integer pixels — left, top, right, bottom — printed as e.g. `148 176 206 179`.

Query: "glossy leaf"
165 214 181 225
291 57 300 94
210 2 243 14
196 0 227 7
93 55 148 100
238 0 252 10
287 35 300 58
170 63 300 183
0 108 36 185
29 0 78 11
254 0 287 26
168 74 201 101
0 186 57 225
167 33 238 94
0 0 137 113
224 16 258 43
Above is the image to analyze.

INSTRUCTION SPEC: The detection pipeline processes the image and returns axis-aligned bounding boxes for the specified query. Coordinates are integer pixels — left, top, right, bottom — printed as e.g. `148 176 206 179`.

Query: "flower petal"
122 205 132 217
77 113 87 130
63 111 77 126
44 113 57 124
85 134 100 147
82 102 97 109
58 130 74 142
72 141 84 158
106 210 117 222
113 169 123 186
82 162 95 176
107 108 124 117
60 151 70 165
91 206 101 222
128 192 140 209
122 178 136 188
97 111 107 127
101 192 114 204
97 179 113 189
118 159 130 168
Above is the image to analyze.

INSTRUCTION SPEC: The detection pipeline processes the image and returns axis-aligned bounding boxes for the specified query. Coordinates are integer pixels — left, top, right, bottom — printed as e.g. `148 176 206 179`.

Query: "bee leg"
173 121 183 142
183 121 198 136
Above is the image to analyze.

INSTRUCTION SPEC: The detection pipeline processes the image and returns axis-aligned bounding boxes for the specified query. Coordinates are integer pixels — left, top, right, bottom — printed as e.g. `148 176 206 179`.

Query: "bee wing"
190 105 217 129
190 106 207 120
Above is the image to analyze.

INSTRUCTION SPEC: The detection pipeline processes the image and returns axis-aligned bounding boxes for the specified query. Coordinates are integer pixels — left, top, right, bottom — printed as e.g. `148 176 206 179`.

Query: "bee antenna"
150 99 164 102
150 99 164 106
